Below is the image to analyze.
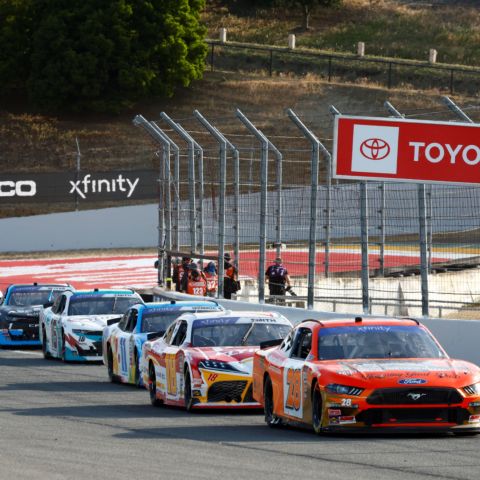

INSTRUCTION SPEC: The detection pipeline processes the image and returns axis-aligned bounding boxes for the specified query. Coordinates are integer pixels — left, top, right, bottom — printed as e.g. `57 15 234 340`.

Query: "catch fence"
133 96 480 318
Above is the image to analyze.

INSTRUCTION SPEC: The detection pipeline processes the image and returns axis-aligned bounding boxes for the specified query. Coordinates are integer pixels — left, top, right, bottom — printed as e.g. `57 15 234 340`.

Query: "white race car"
40 289 143 362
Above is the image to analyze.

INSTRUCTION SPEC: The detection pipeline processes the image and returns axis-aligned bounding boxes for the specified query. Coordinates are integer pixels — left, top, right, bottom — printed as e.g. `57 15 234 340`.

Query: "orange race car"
252 317 480 434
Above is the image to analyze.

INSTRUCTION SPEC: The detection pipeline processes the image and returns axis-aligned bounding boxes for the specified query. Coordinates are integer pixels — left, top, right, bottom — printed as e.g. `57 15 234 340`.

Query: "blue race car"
103 300 225 386
0 283 73 347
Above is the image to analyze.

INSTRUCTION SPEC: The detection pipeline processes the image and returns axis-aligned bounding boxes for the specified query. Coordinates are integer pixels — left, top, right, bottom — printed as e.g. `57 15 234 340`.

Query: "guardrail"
206 39 480 94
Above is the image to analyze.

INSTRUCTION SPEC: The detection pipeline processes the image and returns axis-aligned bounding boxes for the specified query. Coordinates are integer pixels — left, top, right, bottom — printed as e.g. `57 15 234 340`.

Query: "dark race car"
0 283 73 347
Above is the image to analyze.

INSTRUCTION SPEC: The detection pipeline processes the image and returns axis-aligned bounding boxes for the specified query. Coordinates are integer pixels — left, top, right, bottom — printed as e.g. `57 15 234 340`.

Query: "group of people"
167 254 292 301
172 253 240 299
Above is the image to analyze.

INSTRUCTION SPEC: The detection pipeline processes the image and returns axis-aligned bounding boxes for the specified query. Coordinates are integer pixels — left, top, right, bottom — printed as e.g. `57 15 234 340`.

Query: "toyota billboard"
333 116 480 185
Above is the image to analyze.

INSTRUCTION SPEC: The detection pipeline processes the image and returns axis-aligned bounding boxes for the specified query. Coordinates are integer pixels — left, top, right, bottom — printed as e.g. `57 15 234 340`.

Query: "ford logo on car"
398 378 427 385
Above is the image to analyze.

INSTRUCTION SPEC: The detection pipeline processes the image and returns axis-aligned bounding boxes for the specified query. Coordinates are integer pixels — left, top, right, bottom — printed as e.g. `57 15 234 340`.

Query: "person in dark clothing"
223 252 239 299
265 257 291 297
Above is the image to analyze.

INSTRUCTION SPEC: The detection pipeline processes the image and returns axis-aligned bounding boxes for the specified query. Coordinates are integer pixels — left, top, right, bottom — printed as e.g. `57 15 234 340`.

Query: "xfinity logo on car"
0 180 36 197
351 125 399 174
69 174 139 199
398 378 427 385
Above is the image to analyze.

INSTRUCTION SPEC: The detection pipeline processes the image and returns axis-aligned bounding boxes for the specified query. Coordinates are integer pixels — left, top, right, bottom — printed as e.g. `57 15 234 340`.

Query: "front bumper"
0 329 41 347
64 333 103 362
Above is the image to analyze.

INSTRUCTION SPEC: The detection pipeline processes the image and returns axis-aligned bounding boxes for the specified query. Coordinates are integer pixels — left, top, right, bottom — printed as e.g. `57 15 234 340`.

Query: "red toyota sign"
333 116 480 184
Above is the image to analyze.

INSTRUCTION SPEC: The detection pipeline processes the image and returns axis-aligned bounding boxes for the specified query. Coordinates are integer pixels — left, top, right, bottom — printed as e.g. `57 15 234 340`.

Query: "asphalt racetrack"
1 349 479 480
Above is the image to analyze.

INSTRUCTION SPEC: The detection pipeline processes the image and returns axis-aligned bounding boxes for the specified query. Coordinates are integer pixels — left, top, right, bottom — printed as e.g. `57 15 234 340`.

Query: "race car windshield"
7 289 62 307
68 296 139 316
192 319 291 347
318 325 446 360
140 307 221 333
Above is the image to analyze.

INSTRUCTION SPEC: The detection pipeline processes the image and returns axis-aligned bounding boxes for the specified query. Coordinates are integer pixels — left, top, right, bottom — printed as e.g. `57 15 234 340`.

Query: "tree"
286 0 339 30
0 0 207 112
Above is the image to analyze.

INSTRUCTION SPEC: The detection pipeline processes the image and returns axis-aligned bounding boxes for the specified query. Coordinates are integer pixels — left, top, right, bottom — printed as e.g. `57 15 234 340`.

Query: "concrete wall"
0 204 158 252
150 287 480 366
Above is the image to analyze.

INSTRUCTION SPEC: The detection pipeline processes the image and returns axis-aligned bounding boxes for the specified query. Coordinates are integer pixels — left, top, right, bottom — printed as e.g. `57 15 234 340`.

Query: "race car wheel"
264 375 282 428
134 351 141 388
42 327 51 359
107 346 120 383
61 330 68 363
149 362 162 407
453 431 480 436
312 383 324 434
184 371 194 412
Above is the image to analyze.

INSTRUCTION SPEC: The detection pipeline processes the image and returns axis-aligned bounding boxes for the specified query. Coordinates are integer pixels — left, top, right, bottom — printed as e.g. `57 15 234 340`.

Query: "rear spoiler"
147 330 165 341
106 317 123 326
260 338 283 350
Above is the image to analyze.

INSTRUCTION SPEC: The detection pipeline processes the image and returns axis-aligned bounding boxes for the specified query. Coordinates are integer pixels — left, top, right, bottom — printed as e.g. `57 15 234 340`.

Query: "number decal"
341 398 352 407
193 287 204 295
285 368 302 410
165 353 177 395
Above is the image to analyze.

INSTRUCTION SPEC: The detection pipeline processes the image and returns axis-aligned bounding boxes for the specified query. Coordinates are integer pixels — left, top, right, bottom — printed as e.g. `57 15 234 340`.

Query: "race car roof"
71 289 138 298
138 300 224 314
298 317 420 329
180 310 292 326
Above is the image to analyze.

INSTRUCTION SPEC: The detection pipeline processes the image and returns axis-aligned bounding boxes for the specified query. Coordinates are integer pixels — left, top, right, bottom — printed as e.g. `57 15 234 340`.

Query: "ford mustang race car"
0 283 73 347
142 310 293 410
253 317 480 435
40 289 143 362
103 300 225 386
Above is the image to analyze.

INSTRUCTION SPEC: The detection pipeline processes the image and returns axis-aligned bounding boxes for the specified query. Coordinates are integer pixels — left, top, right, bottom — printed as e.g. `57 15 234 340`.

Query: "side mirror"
107 317 123 326
147 330 165 341
260 338 283 350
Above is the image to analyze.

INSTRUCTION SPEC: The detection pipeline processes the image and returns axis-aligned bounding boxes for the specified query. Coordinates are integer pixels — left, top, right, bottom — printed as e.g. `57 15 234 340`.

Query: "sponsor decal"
469 402 480 407
468 415 480 423
351 125 399 174
339 416 356 424
69 174 139 199
0 180 36 197
329 417 340 425
399 378 427 385
328 409 341 416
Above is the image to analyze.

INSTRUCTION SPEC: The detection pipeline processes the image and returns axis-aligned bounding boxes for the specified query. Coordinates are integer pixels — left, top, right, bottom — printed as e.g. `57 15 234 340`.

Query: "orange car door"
164 320 188 404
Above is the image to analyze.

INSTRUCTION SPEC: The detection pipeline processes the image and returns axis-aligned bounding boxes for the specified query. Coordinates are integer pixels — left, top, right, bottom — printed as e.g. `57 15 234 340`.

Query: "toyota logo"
406 393 426 401
360 138 391 160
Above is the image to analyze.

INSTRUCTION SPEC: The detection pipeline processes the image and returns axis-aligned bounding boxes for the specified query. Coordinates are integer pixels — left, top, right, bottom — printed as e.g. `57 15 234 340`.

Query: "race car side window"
163 322 177 344
290 328 312 360
118 312 129 331
126 309 138 333
51 295 62 314
52 295 67 315
171 321 188 346
280 329 295 354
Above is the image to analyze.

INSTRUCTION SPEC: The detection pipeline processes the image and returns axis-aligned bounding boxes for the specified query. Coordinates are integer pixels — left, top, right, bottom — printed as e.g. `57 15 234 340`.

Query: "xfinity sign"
333 116 480 184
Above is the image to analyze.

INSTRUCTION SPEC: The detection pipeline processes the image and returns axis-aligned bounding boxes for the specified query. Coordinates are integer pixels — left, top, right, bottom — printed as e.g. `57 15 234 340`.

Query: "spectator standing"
203 261 218 297
265 257 291 298
180 263 207 296
173 257 191 292
223 253 239 299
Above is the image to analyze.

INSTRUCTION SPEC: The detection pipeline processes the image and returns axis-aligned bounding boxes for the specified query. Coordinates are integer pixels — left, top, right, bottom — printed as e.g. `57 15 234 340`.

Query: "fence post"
388 62 392 89
211 43 215 72
269 50 273 77
236 109 269 304
385 101 429 316
266 138 283 259
287 109 320 310
379 182 386 276
160 113 198 255
194 110 227 298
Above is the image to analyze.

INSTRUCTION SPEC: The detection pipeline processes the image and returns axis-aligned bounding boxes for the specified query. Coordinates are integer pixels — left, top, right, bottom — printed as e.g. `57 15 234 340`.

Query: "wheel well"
184 363 190 377
311 378 318 401
263 372 270 388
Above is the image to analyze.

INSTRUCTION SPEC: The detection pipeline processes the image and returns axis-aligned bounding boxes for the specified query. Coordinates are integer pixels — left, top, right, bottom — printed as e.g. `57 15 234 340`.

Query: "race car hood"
0 305 41 326
66 314 120 330
190 346 258 375
316 358 480 387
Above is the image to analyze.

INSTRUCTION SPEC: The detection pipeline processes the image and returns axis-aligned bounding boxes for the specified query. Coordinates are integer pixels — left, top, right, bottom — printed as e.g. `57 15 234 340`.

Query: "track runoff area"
1 349 479 480
0 246 474 290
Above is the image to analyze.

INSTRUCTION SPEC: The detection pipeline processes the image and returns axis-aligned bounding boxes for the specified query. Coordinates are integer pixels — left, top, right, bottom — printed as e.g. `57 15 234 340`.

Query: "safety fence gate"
134 96 480 319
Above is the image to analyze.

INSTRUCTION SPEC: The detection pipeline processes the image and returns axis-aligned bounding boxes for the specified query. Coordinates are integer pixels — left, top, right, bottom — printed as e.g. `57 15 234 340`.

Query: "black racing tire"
107 345 120 383
312 382 324 434
61 330 68 363
453 430 480 436
134 350 141 387
264 375 282 428
184 370 194 412
149 362 162 407
42 327 51 359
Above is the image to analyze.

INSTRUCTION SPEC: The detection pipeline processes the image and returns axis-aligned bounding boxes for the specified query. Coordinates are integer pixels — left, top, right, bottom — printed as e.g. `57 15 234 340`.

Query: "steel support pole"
236 109 269 304
266 138 283 259
384 102 429 316
160 113 197 255
194 111 228 298
379 183 386 276
287 109 320 310
442 96 474 123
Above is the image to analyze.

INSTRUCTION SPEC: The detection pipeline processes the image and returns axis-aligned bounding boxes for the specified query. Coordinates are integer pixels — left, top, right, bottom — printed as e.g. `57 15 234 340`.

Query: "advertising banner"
0 170 158 203
333 116 480 185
